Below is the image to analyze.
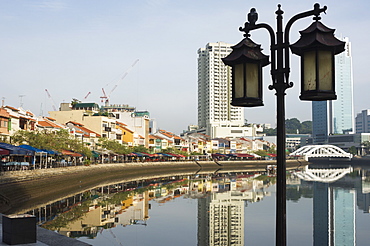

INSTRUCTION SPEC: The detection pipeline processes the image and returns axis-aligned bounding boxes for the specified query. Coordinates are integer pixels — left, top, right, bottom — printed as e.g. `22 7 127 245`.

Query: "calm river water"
24 163 370 246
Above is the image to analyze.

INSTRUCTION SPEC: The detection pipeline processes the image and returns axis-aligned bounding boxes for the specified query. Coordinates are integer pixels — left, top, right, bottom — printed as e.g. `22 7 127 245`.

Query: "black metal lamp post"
222 3 344 246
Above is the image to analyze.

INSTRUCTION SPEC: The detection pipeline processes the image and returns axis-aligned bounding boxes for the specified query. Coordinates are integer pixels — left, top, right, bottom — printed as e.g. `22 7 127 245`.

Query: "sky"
0 0 369 135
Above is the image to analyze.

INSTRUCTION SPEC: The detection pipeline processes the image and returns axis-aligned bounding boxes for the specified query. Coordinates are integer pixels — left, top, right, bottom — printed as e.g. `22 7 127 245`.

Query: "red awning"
236 153 254 158
0 148 10 155
62 150 82 157
141 152 158 157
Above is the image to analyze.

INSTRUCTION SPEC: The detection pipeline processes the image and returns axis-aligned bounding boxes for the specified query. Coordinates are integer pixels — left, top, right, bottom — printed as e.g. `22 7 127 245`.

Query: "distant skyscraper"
197 42 245 138
355 109 370 133
312 37 354 143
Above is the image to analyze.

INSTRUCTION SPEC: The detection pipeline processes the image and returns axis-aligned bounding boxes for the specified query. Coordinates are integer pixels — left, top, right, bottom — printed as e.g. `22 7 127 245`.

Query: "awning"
92 151 100 158
0 148 10 155
141 152 158 157
166 153 186 158
3 161 29 166
41 149 59 155
0 143 34 156
19 144 47 154
157 153 173 157
61 150 82 157
212 153 226 157
235 153 254 158
132 152 145 157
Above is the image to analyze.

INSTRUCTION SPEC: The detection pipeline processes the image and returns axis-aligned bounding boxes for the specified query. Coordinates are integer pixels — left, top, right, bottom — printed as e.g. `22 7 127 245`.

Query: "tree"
262 118 312 135
362 141 370 155
348 146 357 156
11 130 92 157
162 147 188 156
99 138 130 155
254 150 268 157
131 145 149 153
300 121 312 134
285 118 301 134
263 128 277 136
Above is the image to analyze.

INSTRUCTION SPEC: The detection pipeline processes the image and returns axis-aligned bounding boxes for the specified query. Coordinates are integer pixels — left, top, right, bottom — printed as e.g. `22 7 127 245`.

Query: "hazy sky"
1 0 369 134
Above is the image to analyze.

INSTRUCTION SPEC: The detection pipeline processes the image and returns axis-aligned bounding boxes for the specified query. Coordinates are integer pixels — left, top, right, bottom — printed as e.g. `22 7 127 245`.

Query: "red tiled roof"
4 106 19 111
68 121 101 137
67 121 84 127
38 119 63 128
158 129 183 140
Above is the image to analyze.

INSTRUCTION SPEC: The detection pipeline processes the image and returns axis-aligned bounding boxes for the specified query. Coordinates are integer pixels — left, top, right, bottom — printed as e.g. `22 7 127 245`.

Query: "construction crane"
84 92 91 100
100 59 139 106
45 89 57 111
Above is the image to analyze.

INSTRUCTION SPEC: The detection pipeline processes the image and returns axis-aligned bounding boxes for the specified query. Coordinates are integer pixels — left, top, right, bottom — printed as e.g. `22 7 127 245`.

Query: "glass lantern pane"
318 50 332 90
235 64 244 98
303 51 316 91
246 63 258 97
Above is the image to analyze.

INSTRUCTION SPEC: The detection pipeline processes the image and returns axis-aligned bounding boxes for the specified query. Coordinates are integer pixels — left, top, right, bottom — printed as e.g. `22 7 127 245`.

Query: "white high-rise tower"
197 42 246 138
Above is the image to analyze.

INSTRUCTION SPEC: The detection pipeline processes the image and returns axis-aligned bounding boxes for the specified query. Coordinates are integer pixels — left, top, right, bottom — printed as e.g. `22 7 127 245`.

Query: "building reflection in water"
24 172 273 243
292 165 355 246
193 174 272 246
21 166 370 245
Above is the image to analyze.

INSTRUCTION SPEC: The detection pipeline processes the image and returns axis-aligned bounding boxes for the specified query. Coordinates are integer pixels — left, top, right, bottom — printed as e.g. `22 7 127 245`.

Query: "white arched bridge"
289 145 352 161
292 166 353 183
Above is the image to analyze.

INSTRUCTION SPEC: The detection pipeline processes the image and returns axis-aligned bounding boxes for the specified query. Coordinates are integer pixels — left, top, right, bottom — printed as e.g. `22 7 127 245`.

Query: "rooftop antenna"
19 95 25 108
39 103 43 116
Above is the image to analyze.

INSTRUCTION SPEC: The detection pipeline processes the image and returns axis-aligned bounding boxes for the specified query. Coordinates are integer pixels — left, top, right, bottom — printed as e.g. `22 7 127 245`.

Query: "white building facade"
197 42 245 138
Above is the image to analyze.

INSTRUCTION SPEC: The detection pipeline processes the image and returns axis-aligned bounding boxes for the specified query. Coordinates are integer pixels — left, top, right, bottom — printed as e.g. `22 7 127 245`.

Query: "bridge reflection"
291 166 353 183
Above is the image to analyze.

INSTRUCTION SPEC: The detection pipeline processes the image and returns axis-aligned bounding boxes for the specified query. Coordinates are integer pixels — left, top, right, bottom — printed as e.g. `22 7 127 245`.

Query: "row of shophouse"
0 102 275 155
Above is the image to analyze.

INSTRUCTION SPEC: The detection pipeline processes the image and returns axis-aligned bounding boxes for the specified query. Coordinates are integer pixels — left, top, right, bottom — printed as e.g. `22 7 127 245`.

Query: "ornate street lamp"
291 21 345 101
222 37 269 107
222 3 344 246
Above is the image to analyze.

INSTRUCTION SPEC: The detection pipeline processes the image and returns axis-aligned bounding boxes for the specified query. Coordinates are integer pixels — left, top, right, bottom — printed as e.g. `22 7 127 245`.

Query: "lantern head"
222 37 269 107
290 21 345 101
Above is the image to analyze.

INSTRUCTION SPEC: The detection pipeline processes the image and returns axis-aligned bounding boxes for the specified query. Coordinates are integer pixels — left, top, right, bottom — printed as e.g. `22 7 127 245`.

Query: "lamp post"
222 3 344 246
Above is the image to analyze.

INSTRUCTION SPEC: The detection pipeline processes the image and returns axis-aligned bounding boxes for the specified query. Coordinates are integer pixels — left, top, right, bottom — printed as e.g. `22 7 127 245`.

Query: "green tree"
348 146 357 156
254 150 268 157
263 119 312 135
11 130 92 157
300 121 312 134
99 138 130 155
268 145 276 154
263 128 277 136
285 118 301 134
131 145 149 153
162 147 188 156
362 141 370 155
